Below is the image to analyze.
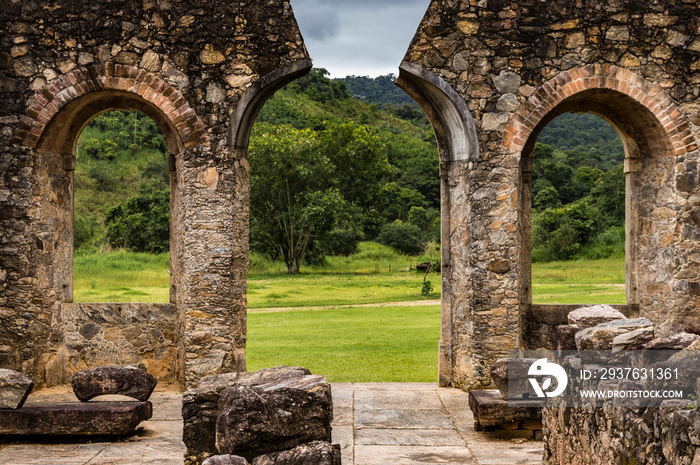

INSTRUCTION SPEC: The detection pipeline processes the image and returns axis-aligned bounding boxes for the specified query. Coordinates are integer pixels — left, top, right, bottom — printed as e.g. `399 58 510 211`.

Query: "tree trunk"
286 258 301 274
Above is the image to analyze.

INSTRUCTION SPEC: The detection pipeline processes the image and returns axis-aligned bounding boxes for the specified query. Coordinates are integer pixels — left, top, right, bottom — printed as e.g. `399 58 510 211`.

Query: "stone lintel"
0 401 152 435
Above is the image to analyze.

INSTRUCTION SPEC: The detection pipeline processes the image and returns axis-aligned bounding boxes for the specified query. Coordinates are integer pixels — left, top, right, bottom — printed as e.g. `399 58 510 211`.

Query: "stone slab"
0 401 152 435
354 389 443 410
354 445 478 465
0 368 34 409
355 428 464 446
354 408 454 430
72 366 158 402
468 390 542 427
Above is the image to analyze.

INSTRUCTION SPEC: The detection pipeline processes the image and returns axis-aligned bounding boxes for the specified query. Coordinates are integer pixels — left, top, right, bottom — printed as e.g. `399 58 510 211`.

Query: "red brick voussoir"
502 64 697 158
12 63 208 150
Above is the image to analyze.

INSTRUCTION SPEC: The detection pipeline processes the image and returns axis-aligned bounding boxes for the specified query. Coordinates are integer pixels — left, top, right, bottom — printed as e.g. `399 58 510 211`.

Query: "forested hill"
74 68 627 265
338 74 415 106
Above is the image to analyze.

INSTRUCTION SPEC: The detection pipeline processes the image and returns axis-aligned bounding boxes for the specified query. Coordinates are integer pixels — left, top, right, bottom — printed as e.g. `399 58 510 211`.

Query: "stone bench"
468 390 543 440
0 401 152 436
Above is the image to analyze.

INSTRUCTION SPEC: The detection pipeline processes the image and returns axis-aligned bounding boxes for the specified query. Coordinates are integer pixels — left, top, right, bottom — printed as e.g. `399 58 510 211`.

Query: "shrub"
322 228 364 256
533 200 599 260
377 220 423 255
105 186 169 253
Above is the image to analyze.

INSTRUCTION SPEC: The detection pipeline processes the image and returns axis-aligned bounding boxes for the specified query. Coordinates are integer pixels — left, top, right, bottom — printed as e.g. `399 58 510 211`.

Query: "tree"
377 220 424 255
104 185 170 253
590 164 625 228
533 185 562 211
379 182 426 222
249 123 387 273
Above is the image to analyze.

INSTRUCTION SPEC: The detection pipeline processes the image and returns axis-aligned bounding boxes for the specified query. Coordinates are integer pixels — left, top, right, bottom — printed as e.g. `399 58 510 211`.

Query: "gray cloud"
291 1 341 41
290 0 431 77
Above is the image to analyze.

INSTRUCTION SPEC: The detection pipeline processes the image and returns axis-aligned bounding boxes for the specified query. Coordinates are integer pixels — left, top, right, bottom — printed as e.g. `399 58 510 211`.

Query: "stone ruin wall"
0 0 310 388
0 0 698 395
399 0 700 390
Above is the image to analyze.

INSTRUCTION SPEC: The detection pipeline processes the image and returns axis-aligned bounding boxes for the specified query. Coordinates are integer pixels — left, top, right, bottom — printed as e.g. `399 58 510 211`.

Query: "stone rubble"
183 366 337 465
567 304 628 330
72 365 158 402
251 441 341 465
575 317 654 350
543 308 700 464
0 368 34 409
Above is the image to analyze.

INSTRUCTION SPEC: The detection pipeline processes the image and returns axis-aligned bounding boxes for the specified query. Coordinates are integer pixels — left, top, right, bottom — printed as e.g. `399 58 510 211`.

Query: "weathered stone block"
568 305 627 330
643 332 699 350
468 389 542 427
0 369 34 409
576 318 653 351
251 441 341 465
611 327 655 352
0 401 151 435
72 365 158 402
203 456 249 465
183 366 320 465
215 376 333 461
490 358 537 399
554 324 580 351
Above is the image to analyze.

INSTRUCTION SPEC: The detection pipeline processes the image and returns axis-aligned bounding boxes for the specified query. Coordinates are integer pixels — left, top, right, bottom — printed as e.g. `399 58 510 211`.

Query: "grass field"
72 244 627 382
74 243 625 305
246 304 441 382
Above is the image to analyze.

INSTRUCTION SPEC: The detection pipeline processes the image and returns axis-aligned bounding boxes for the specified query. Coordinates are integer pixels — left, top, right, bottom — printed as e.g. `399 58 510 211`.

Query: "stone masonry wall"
49 303 179 385
0 0 310 387
400 0 700 389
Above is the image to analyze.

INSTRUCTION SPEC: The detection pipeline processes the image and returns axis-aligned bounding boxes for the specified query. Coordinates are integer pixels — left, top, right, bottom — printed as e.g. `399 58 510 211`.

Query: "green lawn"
74 245 626 305
73 249 171 303
71 246 628 382
246 305 441 382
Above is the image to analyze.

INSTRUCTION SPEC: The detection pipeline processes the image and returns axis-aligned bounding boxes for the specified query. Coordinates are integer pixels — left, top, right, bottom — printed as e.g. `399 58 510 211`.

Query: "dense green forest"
74 69 625 270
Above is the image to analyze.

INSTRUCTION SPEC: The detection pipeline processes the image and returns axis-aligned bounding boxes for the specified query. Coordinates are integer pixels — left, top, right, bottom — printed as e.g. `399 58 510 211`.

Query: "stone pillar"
176 146 249 387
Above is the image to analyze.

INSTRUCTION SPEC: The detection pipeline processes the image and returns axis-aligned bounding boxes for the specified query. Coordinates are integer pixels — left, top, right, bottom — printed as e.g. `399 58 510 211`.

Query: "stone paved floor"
0 383 543 465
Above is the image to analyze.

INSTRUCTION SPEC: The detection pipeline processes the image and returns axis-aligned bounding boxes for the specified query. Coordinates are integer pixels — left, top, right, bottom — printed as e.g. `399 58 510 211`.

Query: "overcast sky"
289 0 432 78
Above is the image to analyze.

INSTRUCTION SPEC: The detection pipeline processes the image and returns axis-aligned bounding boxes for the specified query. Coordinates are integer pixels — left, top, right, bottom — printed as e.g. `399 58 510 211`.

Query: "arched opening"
519 87 677 348
34 91 183 305
73 110 171 303
529 113 626 304
243 67 446 383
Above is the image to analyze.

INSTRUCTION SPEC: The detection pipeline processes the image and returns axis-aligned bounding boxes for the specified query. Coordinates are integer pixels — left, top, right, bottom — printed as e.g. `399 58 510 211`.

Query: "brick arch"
12 63 208 154
503 64 697 158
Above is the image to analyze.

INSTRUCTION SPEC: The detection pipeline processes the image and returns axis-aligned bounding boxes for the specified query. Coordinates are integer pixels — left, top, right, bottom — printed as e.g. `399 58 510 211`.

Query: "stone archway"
0 0 310 388
399 0 700 389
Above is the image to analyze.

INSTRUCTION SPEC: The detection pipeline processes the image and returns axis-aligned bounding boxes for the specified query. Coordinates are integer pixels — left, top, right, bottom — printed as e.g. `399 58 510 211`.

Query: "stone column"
176 145 249 387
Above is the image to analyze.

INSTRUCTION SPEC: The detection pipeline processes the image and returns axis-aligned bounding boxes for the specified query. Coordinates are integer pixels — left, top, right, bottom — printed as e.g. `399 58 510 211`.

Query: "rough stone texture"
0 0 310 389
58 303 178 384
183 366 321 465
216 378 333 461
203 456 250 465
72 365 158 402
0 368 34 409
643 332 699 350
251 441 341 465
0 401 152 435
576 318 654 350
468 389 542 428
489 358 537 399
397 0 700 389
554 324 580 352
567 305 628 330
611 326 655 352
544 318 700 464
